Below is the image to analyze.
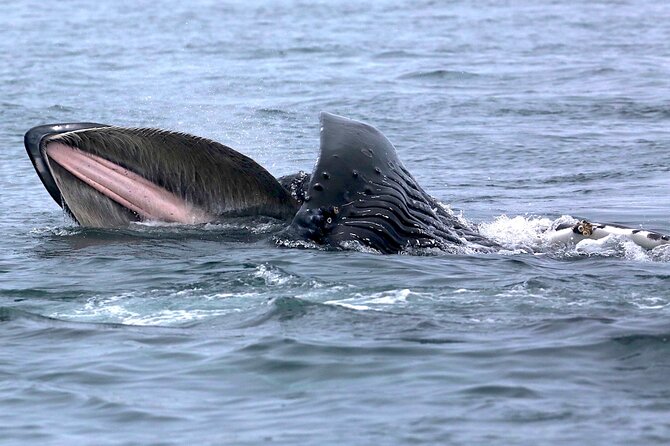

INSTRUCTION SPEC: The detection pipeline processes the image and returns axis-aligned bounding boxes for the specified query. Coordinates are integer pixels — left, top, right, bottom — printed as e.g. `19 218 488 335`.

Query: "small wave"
48 288 252 327
398 69 480 81
528 316 616 336
0 307 57 323
611 333 670 346
121 308 234 326
253 264 294 286
285 46 326 54
542 171 628 186
31 217 285 246
459 384 539 399
237 296 331 326
254 107 292 117
437 202 474 229
325 288 427 312
631 296 670 310
497 107 564 117
40 262 329 327
30 226 83 237
396 336 464 345
590 101 670 120
496 100 670 120
46 104 74 112
373 50 421 59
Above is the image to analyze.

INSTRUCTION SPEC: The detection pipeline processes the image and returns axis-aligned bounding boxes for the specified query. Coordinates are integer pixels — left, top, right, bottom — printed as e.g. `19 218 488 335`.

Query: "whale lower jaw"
45 142 213 227
25 124 298 228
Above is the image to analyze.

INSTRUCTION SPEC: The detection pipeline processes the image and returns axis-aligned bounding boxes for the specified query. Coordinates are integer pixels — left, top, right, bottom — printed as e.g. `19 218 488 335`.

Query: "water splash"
479 214 668 262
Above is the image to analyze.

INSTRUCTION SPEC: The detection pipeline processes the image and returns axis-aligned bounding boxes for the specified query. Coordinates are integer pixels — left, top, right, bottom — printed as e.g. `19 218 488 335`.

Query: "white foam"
437 202 471 228
122 308 233 326
133 220 188 228
476 214 665 261
621 240 651 262
324 300 371 311
325 288 424 311
253 264 292 286
575 235 620 255
651 244 670 262
249 222 282 234
631 296 669 310
52 293 140 322
338 240 381 254
479 214 552 250
49 287 256 326
30 226 81 236
367 288 412 304
575 235 651 261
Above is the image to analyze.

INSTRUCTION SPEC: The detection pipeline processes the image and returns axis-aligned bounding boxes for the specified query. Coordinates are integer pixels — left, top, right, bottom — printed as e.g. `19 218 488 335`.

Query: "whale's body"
24 113 669 253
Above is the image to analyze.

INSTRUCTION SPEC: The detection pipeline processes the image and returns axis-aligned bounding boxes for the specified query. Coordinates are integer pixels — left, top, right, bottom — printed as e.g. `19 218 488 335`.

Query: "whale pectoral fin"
25 125 298 227
279 112 477 253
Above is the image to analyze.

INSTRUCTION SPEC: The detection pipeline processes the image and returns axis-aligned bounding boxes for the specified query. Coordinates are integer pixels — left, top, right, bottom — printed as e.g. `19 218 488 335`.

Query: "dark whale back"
280 113 485 253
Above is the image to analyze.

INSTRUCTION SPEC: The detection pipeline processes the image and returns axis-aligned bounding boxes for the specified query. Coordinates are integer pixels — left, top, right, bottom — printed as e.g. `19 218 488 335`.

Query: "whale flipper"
279 112 488 253
25 125 298 227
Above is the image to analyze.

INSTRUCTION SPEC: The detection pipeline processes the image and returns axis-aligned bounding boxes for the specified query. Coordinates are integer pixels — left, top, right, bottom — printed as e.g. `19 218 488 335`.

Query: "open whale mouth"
26 123 212 226
24 124 297 227
45 142 213 225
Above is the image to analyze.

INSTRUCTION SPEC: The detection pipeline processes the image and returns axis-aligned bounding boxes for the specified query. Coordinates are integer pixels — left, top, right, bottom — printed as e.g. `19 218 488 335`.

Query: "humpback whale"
24 113 669 254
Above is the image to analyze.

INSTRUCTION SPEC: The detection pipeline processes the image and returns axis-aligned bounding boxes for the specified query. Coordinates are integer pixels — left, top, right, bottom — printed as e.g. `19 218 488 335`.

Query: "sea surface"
1 0 670 444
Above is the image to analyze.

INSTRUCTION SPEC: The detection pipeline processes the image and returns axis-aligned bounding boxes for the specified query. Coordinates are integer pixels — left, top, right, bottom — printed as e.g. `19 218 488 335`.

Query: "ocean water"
2 0 670 444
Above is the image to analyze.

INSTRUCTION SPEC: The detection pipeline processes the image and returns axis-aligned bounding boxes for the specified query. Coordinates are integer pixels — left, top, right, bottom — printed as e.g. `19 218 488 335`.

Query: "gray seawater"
2 0 670 444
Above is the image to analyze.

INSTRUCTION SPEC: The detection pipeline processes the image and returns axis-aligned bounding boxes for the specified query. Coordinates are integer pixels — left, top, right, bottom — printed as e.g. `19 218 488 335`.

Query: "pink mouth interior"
45 142 213 224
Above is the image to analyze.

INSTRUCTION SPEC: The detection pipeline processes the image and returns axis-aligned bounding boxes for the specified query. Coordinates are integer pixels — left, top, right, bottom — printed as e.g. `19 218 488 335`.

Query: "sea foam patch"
478 214 668 262
325 288 427 311
49 288 256 326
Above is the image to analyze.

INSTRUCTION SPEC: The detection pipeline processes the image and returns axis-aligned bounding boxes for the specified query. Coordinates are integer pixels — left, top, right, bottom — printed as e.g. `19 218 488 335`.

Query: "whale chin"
25 113 491 253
